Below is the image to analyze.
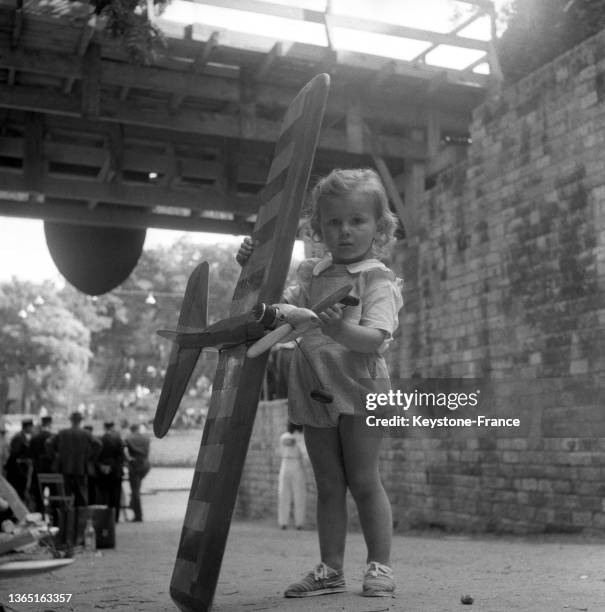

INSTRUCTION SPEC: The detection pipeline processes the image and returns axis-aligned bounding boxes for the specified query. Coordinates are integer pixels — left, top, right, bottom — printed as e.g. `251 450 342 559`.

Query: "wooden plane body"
157 314 266 350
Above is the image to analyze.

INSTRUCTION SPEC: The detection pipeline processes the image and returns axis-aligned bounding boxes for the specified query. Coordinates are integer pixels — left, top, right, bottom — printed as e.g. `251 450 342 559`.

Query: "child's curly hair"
302 168 399 257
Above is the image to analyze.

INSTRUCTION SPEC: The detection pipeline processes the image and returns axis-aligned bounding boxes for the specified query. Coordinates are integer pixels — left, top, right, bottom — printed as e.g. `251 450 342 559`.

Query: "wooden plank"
107 124 123 183
186 0 488 51
0 85 424 158
345 92 363 154
167 73 329 612
0 48 476 132
255 41 282 82
0 171 259 215
81 42 101 118
426 108 441 158
170 31 220 110
371 59 397 89
23 111 43 192
364 121 415 236
0 136 226 181
0 198 255 234
185 0 325 23
63 14 99 94
10 5 22 48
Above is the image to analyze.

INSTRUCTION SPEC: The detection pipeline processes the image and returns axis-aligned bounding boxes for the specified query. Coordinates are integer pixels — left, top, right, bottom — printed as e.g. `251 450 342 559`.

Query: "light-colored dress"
283 256 403 428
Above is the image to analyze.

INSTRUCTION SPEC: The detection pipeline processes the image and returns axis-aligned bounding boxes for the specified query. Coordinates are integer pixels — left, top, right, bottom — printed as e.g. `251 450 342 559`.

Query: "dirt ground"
1 488 605 612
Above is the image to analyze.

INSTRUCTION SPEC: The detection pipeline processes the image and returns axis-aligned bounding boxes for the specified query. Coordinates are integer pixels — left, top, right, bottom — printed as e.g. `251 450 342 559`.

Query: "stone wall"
237 30 605 534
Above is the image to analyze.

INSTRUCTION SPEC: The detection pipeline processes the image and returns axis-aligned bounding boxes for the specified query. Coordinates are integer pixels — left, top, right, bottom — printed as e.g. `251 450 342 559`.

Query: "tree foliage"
0 237 301 413
498 0 605 84
100 238 249 391
0 280 112 411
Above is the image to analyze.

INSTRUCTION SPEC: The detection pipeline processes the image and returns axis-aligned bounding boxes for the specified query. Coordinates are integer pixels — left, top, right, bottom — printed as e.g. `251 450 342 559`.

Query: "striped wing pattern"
169 74 330 612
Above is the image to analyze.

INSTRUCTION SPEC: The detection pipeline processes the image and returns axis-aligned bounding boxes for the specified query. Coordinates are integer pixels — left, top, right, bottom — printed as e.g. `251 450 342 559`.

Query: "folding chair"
36 474 75 547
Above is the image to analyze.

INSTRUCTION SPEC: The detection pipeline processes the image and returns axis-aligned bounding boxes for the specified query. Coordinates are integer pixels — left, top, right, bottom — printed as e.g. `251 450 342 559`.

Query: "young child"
237 168 403 598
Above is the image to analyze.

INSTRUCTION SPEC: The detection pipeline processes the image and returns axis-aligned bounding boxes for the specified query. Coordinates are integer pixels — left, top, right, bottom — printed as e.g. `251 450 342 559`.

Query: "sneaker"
284 562 346 598
362 561 395 597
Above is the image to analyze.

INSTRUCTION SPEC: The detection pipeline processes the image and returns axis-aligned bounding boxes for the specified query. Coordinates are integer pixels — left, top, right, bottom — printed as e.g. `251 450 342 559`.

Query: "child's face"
319 191 378 264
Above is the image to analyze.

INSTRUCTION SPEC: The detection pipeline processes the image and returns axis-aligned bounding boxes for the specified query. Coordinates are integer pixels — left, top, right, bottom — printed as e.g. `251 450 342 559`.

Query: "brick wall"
388 29 605 534
237 31 605 534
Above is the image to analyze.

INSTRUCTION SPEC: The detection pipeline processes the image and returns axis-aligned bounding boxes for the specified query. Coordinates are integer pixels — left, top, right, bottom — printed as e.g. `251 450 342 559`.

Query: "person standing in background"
83 424 100 505
50 412 100 508
5 418 34 507
278 422 306 530
96 421 125 523
125 423 150 522
30 415 54 513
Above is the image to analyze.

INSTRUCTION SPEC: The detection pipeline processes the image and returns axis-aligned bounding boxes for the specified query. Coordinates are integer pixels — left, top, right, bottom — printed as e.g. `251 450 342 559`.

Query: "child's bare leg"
339 416 392 565
304 424 347 570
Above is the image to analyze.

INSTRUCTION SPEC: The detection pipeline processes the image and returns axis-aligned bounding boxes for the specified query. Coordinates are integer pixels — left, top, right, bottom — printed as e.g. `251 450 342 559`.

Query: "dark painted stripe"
258 166 289 213
177 526 204 563
191 470 218 502
232 267 268 302
273 118 297 159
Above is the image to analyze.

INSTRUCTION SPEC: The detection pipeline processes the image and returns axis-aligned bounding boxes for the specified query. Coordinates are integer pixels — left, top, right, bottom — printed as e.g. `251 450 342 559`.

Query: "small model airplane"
153 262 358 437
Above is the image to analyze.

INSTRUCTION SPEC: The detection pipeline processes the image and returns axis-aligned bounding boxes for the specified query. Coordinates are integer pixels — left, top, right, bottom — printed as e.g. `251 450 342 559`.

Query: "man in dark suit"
29 415 54 513
49 411 100 508
125 424 150 522
96 421 125 522
5 419 34 507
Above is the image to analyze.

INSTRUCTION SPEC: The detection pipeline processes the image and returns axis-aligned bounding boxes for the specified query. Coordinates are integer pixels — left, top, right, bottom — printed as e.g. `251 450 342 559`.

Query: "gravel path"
2 490 604 612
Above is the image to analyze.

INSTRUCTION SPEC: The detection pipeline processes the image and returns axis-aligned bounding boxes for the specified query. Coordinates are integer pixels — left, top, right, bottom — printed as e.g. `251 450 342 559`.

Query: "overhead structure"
0 0 499 237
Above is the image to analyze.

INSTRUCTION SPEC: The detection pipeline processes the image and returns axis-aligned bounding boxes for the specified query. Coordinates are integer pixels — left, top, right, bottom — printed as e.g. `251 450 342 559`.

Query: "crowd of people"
0 412 151 525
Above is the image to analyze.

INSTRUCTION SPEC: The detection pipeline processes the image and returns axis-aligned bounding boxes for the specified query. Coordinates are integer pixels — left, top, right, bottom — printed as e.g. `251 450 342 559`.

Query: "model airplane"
153 264 358 437
158 73 330 612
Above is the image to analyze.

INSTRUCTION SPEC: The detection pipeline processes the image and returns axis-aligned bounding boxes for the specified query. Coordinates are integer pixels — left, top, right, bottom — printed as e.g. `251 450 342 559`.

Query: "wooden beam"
0 171 259 215
239 72 257 139
185 0 325 22
0 198 254 235
157 19 488 88
255 42 282 82
107 124 123 183
64 14 99 94
427 70 449 97
11 2 23 49
24 112 44 192
189 0 488 51
426 109 441 159
345 93 363 154
170 30 219 111
0 135 228 182
162 142 179 187
0 85 426 159
363 122 413 235
371 60 397 90
410 10 485 65
0 48 476 133
325 13 488 52
81 43 101 118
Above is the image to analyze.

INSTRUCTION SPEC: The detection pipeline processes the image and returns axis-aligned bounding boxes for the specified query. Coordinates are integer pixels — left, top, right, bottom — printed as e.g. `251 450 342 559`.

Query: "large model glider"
153 74 330 612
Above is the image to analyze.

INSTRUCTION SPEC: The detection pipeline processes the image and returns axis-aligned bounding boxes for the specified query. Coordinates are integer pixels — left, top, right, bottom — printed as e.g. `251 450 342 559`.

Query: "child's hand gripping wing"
246 284 359 358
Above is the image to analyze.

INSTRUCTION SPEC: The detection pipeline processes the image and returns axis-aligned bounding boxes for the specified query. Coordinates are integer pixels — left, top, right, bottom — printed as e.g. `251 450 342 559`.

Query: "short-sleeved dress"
283 256 403 428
